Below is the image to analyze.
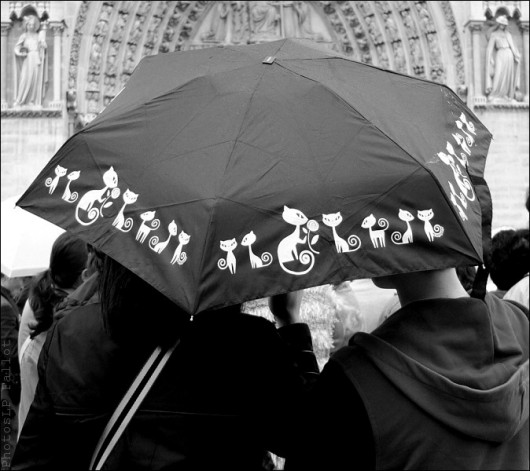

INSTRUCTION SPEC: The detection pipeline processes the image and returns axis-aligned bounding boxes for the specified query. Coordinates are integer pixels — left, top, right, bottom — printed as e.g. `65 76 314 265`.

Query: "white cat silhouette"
218 239 238 275
277 206 315 275
75 167 119 226
361 214 389 248
241 231 273 268
171 231 190 265
150 221 178 254
391 209 414 245
322 212 361 253
417 209 444 242
45 165 67 195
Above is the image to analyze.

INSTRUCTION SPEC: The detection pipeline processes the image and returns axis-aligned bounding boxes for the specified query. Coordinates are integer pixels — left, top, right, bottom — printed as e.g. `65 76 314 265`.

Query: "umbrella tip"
262 56 276 64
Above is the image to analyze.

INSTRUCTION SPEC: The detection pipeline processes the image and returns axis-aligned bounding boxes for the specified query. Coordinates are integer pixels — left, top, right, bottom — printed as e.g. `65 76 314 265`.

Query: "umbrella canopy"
2 196 65 277
17 39 492 315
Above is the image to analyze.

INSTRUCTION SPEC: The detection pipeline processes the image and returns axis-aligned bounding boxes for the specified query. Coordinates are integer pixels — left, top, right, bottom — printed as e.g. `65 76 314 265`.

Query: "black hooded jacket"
287 293 529 470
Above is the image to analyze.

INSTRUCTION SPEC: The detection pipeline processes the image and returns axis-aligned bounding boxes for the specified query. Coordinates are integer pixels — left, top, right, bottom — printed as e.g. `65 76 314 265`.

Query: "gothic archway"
68 1 466 126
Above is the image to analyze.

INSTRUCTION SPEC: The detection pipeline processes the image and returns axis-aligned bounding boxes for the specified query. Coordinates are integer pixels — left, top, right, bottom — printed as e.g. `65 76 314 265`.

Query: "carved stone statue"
250 1 280 40
202 1 247 44
283 1 320 39
485 15 521 101
202 2 231 42
14 13 48 107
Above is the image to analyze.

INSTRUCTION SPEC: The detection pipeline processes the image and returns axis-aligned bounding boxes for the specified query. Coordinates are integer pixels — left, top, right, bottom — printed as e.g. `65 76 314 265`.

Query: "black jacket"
287 294 529 470
13 302 318 470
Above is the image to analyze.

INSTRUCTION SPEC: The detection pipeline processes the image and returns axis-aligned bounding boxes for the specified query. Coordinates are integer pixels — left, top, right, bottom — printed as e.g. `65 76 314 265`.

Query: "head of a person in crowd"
1 273 33 312
95 250 190 346
490 228 530 292
29 232 89 337
1 273 24 299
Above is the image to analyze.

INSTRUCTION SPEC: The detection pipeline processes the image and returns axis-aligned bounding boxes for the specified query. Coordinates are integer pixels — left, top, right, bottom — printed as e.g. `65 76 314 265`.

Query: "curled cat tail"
176 253 187 266
218 258 229 270
117 218 134 233
260 252 273 267
67 192 79 203
150 219 161 230
149 235 160 250
460 176 476 201
45 177 53 188
378 218 389 230
433 225 444 238
279 250 315 276
75 205 99 226
391 231 406 245
347 235 361 251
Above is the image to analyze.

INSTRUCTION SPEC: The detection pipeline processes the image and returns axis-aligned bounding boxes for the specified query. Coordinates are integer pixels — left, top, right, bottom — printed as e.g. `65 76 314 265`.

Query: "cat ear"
284 205 289 211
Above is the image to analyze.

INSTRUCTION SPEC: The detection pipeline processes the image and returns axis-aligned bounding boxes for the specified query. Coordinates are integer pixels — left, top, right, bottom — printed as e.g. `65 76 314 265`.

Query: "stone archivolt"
72 1 462 121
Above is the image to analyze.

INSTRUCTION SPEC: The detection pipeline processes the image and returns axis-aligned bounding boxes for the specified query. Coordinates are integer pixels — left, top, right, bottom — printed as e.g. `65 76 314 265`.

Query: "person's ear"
81 268 90 283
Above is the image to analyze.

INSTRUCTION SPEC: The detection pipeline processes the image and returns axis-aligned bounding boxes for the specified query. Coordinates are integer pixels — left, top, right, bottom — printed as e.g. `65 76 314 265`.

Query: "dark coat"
286 294 529 470
12 301 318 470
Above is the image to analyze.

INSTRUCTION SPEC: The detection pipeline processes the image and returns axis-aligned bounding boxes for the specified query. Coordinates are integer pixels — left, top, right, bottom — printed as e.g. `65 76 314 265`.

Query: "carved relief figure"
202 2 232 42
231 1 248 43
365 15 383 45
250 1 280 40
14 13 48 107
201 2 248 44
416 2 435 33
485 15 521 101
383 11 399 42
283 1 320 39
392 41 407 73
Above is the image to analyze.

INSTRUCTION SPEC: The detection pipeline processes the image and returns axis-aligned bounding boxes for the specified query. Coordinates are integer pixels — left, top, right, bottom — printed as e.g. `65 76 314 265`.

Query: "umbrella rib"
274 61 483 261
193 50 283 314
279 56 492 130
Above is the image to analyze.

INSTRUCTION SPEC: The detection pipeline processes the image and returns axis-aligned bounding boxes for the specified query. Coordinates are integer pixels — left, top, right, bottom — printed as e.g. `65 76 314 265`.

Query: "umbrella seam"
278 56 491 133
138 92 225 173
193 42 288 314
274 62 484 262
84 63 277 132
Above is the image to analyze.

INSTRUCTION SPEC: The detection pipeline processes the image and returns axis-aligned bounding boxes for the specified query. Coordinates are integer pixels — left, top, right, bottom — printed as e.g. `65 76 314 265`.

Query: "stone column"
467 21 485 107
49 21 65 110
1 22 11 110
520 22 529 102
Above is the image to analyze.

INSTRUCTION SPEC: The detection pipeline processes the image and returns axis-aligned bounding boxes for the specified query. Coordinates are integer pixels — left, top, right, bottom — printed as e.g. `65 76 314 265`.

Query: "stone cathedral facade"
1 1 528 229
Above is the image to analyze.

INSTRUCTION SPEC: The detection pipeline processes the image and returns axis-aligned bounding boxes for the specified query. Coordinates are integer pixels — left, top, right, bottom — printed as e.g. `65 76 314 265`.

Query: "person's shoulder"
485 290 529 321
1 289 18 316
504 275 529 309
54 301 103 335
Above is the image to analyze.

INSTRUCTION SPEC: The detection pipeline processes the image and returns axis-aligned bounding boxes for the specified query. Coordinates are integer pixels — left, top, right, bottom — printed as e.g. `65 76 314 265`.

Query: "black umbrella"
17 39 492 315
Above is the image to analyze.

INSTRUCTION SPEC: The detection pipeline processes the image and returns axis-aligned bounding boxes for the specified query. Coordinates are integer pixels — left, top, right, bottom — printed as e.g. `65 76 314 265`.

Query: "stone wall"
476 107 529 230
0 117 65 200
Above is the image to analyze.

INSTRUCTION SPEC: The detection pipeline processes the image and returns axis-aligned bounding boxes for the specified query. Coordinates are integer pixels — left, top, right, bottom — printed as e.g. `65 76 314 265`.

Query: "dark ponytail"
97 252 189 346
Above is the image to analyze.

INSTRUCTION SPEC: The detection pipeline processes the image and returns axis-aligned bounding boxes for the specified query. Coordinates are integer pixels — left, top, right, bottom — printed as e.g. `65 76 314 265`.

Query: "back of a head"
49 232 89 289
490 229 530 291
29 232 89 337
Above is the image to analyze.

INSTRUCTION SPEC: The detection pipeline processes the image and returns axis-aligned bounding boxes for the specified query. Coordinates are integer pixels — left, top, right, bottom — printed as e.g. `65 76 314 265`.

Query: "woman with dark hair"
13 251 318 470
17 232 88 433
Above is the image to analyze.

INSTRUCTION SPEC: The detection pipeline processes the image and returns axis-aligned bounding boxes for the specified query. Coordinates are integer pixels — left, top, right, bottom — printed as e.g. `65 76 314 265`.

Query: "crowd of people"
1 193 528 470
